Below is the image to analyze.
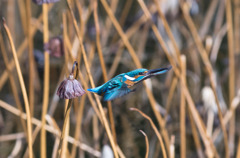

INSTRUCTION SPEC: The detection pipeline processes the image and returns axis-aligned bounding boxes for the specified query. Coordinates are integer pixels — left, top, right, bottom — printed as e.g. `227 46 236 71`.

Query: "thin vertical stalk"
66 1 119 157
41 3 50 158
26 0 35 118
93 0 117 144
2 18 33 158
226 0 235 156
180 55 186 158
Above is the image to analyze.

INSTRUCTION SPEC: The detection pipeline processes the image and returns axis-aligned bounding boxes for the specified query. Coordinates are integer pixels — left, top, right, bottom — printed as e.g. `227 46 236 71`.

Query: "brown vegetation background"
0 0 240 157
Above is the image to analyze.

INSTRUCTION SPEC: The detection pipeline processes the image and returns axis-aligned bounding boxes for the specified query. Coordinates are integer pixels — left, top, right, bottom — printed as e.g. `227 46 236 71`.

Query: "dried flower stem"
57 62 79 158
2 18 33 158
130 108 167 158
40 3 50 158
139 130 149 158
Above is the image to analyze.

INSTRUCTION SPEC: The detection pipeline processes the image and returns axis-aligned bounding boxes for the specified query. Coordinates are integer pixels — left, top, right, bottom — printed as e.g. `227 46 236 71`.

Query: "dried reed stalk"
226 0 236 156
2 19 33 158
139 130 149 158
181 3 228 157
66 0 119 157
26 0 35 118
130 108 167 158
180 55 186 158
93 0 117 144
40 3 50 158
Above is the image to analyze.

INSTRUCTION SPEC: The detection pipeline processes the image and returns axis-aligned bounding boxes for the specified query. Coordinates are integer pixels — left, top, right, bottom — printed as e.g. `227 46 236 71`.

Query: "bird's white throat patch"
124 75 135 81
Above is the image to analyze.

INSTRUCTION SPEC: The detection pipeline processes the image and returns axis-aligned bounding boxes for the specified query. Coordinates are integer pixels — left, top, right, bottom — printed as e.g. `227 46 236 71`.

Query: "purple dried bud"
57 74 85 99
32 0 59 5
44 36 64 58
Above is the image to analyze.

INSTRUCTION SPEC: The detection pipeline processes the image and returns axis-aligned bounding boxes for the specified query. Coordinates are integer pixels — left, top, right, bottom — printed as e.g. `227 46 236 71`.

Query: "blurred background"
0 0 240 157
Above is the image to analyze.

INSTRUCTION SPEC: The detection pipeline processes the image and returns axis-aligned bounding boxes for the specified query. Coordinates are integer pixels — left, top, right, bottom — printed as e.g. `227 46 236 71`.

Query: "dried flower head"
44 36 64 58
57 62 85 99
32 0 59 5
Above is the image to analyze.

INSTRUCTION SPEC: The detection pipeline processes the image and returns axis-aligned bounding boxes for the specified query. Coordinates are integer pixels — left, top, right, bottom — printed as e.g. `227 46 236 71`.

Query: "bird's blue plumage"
87 66 171 101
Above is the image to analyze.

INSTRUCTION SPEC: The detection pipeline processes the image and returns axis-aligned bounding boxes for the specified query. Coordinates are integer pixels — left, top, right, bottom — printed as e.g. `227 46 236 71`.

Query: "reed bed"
0 0 240 157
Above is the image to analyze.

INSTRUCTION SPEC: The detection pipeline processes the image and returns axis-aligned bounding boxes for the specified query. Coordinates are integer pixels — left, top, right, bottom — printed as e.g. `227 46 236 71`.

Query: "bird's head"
123 66 172 84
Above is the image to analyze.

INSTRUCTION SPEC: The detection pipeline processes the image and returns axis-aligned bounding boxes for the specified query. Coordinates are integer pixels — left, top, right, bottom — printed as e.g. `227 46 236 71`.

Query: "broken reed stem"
0 100 101 157
40 3 50 158
2 19 33 158
130 108 167 158
180 55 186 158
93 0 117 144
181 3 229 157
0 33 28 137
226 0 235 156
100 0 171 154
139 130 149 158
66 0 119 157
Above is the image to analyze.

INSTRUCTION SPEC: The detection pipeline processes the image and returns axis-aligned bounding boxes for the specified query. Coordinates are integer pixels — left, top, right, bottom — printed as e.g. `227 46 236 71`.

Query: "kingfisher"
87 66 172 101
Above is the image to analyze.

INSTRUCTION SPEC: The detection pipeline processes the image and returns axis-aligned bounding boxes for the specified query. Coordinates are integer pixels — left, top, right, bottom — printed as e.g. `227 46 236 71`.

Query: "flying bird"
87 66 172 101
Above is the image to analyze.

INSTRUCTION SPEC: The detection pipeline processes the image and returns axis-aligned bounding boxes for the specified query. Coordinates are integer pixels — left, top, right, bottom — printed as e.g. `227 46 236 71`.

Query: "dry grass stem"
130 108 167 158
2 19 33 158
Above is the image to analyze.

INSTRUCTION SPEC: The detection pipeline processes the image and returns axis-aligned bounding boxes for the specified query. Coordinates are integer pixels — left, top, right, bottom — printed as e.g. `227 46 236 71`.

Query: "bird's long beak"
146 66 172 76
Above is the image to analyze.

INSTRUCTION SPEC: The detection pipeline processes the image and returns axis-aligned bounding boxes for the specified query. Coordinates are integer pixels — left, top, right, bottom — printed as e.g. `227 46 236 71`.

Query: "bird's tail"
87 86 102 95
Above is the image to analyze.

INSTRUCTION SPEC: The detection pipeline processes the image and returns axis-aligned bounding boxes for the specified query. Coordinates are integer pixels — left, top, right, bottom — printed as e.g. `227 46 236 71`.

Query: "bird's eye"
139 72 143 75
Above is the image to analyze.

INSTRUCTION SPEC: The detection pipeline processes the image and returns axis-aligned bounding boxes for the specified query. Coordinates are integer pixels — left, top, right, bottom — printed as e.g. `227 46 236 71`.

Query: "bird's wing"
103 86 133 101
101 75 133 101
